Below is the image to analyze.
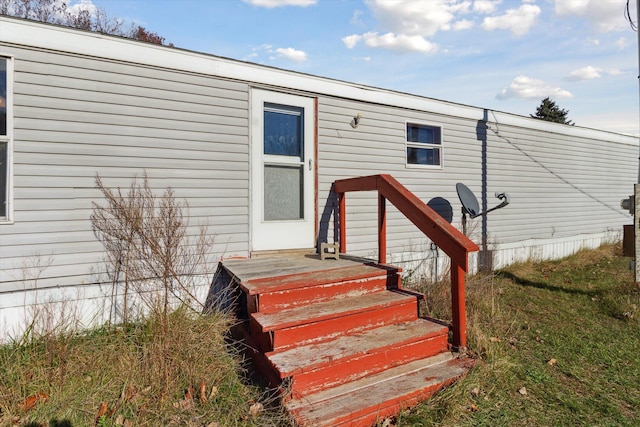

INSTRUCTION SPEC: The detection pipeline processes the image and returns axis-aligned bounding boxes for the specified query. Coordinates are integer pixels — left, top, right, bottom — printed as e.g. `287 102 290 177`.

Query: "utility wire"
627 0 637 31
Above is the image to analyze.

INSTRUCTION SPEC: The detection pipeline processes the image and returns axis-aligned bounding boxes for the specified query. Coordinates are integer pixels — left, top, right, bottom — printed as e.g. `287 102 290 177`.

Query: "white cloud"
344 0 474 53
342 34 363 49
554 0 589 15
67 0 98 17
275 47 308 61
349 9 364 27
554 0 629 32
615 37 629 50
453 19 475 31
242 0 316 7
565 65 602 81
245 44 306 62
350 9 365 27
366 0 472 37
496 75 573 100
564 66 625 82
473 0 501 14
482 4 541 36
343 31 437 53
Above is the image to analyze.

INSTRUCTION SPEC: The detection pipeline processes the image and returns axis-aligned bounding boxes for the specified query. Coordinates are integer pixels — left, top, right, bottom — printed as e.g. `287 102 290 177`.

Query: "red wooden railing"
334 174 479 348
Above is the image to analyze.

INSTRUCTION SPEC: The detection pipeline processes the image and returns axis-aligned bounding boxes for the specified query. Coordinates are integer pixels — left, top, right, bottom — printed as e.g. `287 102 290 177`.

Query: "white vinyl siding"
316 96 635 264
0 16 637 308
0 45 251 293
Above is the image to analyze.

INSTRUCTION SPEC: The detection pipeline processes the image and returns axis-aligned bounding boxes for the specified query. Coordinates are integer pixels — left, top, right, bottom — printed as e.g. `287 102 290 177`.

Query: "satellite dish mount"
456 183 510 235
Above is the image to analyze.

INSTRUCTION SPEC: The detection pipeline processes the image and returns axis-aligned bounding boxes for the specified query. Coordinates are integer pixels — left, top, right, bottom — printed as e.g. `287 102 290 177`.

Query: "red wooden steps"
266 319 449 398
251 291 419 352
286 353 473 427
241 264 399 314
219 257 471 427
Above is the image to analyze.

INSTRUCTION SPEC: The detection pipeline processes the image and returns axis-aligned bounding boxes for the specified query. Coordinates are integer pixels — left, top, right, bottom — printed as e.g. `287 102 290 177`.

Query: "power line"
627 0 637 31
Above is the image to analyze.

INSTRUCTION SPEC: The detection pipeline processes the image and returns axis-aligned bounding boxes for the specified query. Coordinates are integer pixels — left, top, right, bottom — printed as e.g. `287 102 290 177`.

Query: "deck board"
286 354 469 427
252 291 414 332
267 319 447 376
241 264 393 295
221 254 377 282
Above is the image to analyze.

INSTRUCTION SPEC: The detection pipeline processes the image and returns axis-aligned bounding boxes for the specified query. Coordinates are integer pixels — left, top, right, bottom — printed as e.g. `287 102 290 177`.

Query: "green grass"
2 244 639 426
401 243 640 426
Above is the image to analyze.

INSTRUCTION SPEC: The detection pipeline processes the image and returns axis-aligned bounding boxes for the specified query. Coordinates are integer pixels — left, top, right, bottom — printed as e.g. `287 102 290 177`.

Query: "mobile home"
0 16 636 338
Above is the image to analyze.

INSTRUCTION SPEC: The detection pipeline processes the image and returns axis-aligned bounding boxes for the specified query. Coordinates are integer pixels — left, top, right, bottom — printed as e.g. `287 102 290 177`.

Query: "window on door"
263 103 305 221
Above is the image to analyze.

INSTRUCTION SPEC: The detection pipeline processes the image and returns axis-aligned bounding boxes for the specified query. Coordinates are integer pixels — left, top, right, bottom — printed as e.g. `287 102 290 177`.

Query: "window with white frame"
0 56 11 222
406 122 442 167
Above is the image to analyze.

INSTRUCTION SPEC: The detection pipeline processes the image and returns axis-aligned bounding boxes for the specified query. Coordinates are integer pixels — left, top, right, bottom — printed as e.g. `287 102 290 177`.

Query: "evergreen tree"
530 97 574 125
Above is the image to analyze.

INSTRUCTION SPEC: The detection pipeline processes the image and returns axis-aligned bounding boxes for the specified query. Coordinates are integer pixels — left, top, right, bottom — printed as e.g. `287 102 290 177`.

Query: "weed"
0 308 289 426
91 172 217 398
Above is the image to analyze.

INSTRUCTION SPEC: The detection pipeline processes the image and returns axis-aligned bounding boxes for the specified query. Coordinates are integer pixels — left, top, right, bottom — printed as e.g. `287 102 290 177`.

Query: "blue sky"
83 0 639 135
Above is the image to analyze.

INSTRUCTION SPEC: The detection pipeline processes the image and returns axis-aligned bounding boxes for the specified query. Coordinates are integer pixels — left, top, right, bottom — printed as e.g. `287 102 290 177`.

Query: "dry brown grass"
0 308 290 426
1 173 293 426
406 263 506 360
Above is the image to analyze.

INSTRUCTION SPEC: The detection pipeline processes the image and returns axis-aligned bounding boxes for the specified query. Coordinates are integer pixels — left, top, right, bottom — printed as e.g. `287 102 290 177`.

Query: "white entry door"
251 89 316 251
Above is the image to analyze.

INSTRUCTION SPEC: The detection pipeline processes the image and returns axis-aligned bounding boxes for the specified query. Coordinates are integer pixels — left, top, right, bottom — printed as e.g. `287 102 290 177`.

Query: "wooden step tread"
286 352 454 408
286 353 471 427
242 264 395 295
267 319 448 377
252 291 416 332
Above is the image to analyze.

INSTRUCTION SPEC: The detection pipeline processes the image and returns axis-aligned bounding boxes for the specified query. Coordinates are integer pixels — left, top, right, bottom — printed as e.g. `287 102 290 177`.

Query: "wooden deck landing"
218 253 472 427
221 253 378 283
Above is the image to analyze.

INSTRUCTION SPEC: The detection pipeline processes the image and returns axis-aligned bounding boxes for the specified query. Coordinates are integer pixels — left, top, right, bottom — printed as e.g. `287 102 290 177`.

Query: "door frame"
250 88 317 252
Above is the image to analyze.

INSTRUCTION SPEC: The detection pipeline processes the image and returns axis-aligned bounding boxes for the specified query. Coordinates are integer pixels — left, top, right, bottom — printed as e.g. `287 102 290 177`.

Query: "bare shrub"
91 172 216 394
13 254 84 345
91 172 214 319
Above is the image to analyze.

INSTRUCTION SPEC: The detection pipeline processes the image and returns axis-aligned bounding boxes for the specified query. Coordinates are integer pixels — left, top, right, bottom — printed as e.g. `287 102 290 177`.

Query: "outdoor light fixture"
350 113 362 128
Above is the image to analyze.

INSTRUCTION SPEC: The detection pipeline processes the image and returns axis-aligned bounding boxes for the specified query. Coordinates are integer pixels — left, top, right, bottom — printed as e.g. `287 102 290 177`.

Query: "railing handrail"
334 174 479 348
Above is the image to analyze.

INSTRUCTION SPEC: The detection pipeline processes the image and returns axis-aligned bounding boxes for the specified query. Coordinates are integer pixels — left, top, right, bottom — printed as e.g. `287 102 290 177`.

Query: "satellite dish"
456 183 480 218
456 183 510 220
456 182 510 235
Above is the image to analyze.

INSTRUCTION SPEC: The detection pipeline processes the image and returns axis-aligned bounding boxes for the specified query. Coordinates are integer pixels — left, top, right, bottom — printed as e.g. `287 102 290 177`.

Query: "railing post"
450 262 467 349
378 193 386 264
338 192 346 254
